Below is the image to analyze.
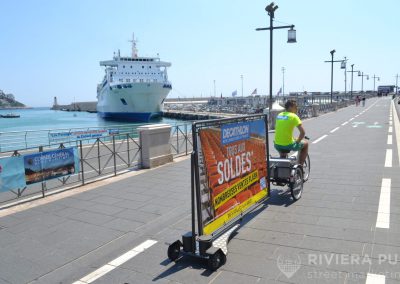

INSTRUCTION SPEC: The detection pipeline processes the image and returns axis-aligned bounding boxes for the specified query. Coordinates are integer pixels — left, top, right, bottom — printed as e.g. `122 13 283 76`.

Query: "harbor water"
0 108 191 152
0 108 187 132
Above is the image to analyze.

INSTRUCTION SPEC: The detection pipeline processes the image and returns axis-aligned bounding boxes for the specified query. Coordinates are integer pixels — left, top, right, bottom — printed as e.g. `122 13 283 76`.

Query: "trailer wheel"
167 241 181 261
208 250 226 271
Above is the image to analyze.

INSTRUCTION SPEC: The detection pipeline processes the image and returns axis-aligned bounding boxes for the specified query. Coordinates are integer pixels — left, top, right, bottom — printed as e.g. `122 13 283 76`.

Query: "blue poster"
24 147 80 185
221 122 251 145
0 156 26 192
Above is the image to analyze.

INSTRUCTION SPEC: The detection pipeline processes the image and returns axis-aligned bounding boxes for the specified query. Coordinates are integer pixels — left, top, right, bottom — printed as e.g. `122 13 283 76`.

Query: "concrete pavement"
0 97 399 284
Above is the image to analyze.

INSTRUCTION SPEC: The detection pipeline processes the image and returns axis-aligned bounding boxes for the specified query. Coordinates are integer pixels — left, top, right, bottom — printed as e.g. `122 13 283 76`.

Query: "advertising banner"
49 129 111 143
0 156 26 192
24 147 80 185
197 118 268 235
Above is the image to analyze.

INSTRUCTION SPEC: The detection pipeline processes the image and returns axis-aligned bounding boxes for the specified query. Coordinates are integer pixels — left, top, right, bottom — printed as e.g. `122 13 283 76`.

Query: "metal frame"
168 114 271 270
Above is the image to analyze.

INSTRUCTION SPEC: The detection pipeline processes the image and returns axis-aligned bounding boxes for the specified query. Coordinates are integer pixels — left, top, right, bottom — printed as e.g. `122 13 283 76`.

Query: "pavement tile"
299 236 365 255
0 214 25 228
68 210 116 225
86 203 126 215
223 252 282 279
114 208 161 224
276 264 347 284
210 270 262 284
95 267 175 284
102 217 144 232
112 199 146 210
89 195 125 205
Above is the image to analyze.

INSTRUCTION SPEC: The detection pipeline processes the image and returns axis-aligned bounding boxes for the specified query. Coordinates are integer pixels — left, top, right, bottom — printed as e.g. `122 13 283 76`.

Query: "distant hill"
0 89 26 108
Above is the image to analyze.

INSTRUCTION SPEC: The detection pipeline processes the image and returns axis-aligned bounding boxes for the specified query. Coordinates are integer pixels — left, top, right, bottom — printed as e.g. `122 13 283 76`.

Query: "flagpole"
241 75 243 97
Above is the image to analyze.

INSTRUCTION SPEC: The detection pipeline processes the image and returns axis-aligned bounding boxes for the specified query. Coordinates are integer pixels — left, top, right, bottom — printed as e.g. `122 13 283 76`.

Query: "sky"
0 0 399 107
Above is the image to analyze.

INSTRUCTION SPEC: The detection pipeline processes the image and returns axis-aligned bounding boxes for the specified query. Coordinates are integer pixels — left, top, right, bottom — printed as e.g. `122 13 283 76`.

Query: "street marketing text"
198 119 268 235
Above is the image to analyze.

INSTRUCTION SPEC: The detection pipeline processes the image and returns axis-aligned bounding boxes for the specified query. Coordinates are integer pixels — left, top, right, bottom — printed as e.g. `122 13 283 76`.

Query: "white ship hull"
97 35 172 122
97 83 171 122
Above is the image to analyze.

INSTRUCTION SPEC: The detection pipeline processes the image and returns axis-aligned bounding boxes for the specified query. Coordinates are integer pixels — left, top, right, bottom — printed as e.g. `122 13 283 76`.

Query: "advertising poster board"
196 118 269 235
49 129 112 143
24 147 80 185
0 156 26 192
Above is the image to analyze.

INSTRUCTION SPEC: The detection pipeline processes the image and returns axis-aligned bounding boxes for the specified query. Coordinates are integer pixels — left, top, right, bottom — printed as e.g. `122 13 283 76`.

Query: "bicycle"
269 137 310 200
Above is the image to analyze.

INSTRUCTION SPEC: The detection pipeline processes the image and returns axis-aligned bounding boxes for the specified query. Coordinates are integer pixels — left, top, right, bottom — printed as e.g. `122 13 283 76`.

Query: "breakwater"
51 102 97 112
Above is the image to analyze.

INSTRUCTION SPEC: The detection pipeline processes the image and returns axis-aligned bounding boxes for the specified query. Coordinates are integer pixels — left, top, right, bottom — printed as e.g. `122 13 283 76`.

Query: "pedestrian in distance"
355 95 360 106
362 97 366 107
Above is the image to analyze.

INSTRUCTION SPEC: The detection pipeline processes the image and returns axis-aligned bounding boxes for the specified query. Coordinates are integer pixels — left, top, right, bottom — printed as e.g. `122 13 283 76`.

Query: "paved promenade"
0 97 399 284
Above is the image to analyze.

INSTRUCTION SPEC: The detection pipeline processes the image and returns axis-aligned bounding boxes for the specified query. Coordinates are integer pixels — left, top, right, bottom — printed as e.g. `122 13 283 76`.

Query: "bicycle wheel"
303 154 310 182
289 167 303 201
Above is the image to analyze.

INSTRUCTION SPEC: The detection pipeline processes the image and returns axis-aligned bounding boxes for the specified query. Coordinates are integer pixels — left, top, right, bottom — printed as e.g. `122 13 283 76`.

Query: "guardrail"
0 123 193 207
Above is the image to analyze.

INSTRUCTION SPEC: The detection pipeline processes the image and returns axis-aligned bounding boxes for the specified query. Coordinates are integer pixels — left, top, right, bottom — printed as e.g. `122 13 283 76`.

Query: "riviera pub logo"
277 253 301 278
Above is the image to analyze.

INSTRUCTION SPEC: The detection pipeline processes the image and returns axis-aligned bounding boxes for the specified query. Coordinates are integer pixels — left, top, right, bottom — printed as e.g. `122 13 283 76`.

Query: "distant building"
377 85 395 96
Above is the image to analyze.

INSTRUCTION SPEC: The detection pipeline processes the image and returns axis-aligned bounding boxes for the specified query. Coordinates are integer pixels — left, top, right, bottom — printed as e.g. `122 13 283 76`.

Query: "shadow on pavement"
153 256 214 281
153 187 295 280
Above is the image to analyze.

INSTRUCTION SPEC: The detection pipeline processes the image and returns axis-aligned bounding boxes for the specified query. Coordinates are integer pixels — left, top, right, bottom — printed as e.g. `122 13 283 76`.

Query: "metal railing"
0 124 141 153
0 123 193 207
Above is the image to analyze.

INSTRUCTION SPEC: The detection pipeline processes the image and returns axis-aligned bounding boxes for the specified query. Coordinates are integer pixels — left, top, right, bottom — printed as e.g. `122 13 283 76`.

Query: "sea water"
0 108 187 132
0 108 191 152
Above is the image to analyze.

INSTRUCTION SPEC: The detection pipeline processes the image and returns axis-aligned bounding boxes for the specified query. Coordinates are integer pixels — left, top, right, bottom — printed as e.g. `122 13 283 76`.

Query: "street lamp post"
358 72 369 93
256 2 296 115
372 75 380 93
347 64 360 98
342 57 348 96
330 50 335 103
324 50 347 103
282 67 285 97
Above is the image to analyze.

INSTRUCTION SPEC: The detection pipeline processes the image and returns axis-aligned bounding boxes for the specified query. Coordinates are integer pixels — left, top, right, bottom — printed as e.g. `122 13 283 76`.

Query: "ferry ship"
97 34 172 122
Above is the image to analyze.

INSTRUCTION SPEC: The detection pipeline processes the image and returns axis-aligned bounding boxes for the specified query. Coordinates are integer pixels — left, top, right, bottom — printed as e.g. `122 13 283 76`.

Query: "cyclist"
274 100 309 166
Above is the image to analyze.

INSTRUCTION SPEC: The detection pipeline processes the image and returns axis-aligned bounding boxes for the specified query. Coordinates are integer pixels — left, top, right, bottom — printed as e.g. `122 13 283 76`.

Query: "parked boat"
0 113 20 118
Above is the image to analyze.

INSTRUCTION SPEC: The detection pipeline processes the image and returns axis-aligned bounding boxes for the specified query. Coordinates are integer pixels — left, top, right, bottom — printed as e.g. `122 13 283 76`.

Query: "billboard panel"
196 118 268 235
24 147 80 185
0 156 25 192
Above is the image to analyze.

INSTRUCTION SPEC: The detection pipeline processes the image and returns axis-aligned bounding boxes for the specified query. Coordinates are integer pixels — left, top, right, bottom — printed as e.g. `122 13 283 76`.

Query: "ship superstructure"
97 34 172 121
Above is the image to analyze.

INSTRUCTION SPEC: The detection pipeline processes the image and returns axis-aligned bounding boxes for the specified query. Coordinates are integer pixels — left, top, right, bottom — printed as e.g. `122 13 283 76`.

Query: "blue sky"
0 0 399 107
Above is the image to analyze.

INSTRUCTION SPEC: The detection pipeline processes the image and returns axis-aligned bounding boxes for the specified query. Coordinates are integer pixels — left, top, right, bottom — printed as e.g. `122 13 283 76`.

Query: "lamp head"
287 26 297 43
330 49 336 55
265 2 278 15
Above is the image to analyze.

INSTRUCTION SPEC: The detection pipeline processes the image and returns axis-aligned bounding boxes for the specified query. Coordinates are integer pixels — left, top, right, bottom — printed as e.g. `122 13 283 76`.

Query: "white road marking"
366 273 385 284
388 126 393 133
387 135 392 145
349 117 355 121
384 149 392 167
376 178 391 229
342 121 349 126
330 127 340 133
72 240 158 284
355 114 359 117
312 135 328 144
389 121 393 126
